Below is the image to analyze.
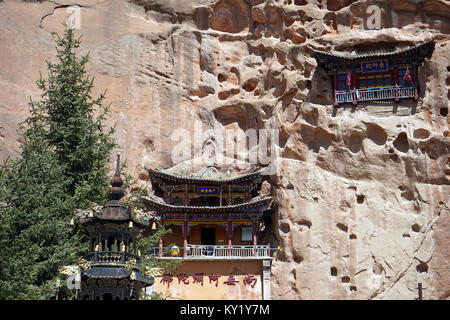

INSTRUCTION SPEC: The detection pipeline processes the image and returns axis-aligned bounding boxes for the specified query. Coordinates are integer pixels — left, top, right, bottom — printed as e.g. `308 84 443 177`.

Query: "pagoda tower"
76 152 154 300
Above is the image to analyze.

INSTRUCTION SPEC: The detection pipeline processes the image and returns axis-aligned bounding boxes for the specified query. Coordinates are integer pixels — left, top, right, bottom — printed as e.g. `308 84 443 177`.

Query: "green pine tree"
0 26 115 299
26 26 115 207
0 134 87 299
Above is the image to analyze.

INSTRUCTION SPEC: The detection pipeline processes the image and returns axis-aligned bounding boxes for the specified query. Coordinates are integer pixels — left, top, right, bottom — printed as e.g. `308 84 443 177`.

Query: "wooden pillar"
159 238 163 257
252 220 257 256
333 72 338 107
394 67 399 103
352 71 357 106
418 283 423 300
183 185 189 257
228 214 232 256
184 184 188 205
413 65 419 101
183 214 188 257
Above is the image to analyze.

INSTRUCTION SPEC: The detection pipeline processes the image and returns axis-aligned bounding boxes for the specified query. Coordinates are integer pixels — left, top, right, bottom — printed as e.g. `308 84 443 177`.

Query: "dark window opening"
201 228 216 245
107 236 115 252
200 197 219 207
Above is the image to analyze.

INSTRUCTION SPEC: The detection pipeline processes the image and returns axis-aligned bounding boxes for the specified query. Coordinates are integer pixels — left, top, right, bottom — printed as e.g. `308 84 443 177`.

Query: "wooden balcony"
148 244 273 260
336 85 417 104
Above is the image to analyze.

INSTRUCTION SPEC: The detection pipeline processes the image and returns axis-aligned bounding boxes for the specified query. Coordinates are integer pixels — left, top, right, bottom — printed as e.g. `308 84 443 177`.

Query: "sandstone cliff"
0 0 448 299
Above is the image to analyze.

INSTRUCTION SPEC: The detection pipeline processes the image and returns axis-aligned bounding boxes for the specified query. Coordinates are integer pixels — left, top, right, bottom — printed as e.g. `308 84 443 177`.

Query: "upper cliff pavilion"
311 38 436 107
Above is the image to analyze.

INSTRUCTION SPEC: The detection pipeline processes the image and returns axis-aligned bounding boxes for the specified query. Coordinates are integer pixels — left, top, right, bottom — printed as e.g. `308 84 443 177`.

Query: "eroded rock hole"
440 107 448 117
293 255 303 263
393 132 409 153
280 222 290 234
298 219 312 232
413 128 430 139
411 223 421 232
356 195 365 204
349 234 357 240
416 262 428 273
390 154 399 162
350 286 357 292
341 276 350 283
366 123 387 146
330 267 337 276
337 223 348 232
242 78 258 92
218 74 227 82
372 264 383 275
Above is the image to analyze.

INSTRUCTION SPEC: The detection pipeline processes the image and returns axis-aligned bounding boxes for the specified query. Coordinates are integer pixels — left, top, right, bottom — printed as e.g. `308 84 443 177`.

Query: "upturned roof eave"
142 194 273 213
310 37 436 64
145 167 263 185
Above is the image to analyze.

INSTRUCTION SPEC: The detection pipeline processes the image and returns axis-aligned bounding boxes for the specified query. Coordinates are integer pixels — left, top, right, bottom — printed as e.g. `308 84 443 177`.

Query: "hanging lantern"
151 221 156 230
69 217 74 225
128 221 133 228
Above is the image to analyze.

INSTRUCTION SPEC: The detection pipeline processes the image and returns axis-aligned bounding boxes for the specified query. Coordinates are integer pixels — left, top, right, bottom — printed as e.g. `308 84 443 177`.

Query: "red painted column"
227 185 232 256
183 215 188 257
253 220 257 256
183 184 188 257
228 215 232 257
352 71 357 106
333 72 338 107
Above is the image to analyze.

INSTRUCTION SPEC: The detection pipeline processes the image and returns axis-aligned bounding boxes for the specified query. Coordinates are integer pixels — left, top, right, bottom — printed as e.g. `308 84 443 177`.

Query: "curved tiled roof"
145 166 263 185
83 266 154 285
311 37 436 63
142 194 273 213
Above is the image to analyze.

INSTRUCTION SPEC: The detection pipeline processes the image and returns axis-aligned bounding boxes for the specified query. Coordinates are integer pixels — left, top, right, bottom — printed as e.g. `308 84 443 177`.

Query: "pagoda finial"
110 151 124 200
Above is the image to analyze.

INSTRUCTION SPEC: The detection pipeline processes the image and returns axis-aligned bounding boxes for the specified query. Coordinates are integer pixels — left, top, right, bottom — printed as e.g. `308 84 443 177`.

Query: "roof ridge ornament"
110 152 125 201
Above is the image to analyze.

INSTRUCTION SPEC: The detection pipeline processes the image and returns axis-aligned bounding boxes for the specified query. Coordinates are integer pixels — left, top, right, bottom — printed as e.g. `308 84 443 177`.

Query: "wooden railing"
336 85 416 103
148 244 272 258
85 251 140 264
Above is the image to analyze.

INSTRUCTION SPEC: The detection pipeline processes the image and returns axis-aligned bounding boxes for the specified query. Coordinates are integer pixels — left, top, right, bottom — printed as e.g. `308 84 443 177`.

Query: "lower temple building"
142 164 275 300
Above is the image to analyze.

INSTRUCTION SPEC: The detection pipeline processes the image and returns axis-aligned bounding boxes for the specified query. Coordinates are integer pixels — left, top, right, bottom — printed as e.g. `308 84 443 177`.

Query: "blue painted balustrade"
335 85 416 104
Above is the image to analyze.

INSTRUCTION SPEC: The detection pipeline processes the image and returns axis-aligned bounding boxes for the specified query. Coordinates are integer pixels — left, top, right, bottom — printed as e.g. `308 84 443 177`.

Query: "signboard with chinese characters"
153 260 263 300
198 186 219 195
361 60 388 73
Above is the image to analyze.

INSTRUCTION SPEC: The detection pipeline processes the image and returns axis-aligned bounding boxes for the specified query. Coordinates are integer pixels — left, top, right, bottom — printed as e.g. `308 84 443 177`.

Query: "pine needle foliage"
0 26 115 299
25 27 116 208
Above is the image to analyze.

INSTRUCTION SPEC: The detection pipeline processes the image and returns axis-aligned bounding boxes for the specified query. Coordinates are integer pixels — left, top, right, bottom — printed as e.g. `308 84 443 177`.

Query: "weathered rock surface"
0 0 448 299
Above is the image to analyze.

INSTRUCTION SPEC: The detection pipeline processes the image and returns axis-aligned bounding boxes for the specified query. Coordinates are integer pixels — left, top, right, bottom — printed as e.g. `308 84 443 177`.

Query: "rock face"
0 0 449 299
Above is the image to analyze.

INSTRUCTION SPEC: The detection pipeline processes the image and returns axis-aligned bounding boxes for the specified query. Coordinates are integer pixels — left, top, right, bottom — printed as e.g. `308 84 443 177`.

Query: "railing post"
253 221 257 256
159 238 163 257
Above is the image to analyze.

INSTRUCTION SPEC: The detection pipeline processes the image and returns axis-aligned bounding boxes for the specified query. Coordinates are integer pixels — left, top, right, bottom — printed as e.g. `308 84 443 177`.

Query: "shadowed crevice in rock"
366 123 387 146
393 132 409 153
